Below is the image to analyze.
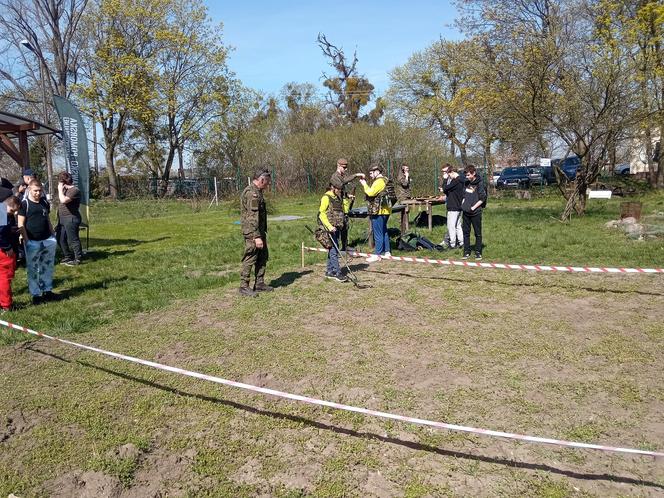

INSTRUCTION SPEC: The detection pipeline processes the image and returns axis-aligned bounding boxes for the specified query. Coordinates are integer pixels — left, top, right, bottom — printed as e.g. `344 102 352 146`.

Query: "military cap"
368 164 383 173
253 168 271 180
337 158 348 167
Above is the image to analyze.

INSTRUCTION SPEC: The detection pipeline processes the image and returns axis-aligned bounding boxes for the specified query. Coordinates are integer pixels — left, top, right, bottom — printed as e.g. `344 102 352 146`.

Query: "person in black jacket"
440 163 464 249
461 165 486 260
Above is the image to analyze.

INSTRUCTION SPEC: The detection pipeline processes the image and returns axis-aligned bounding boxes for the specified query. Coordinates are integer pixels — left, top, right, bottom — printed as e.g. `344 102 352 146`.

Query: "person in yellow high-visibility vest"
318 177 351 281
359 164 392 263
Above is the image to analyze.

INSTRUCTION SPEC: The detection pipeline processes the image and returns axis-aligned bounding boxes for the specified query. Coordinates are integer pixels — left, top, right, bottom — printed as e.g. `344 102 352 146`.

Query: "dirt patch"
241 371 274 388
123 449 198 497
3 263 664 496
43 471 123 498
1 410 36 443
153 341 192 365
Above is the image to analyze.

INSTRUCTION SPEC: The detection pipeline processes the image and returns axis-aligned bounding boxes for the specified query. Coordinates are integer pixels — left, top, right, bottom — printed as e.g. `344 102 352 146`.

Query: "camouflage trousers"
240 237 269 286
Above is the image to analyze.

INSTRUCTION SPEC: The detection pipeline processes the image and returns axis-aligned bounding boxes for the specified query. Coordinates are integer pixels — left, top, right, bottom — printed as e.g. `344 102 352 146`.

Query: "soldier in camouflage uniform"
239 169 273 297
329 158 364 250
396 164 412 202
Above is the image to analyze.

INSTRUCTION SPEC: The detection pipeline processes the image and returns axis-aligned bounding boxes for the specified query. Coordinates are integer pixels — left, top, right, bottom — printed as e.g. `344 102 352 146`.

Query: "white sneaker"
382 252 392 258
366 254 380 263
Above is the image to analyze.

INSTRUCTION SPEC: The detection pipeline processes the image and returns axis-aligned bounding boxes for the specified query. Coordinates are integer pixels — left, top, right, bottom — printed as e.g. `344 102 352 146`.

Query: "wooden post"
208 176 219 209
400 205 409 234
301 242 305 268
427 201 433 231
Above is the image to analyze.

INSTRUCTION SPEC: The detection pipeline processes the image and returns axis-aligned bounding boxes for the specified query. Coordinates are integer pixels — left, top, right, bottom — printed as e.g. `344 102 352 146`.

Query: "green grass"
0 190 663 496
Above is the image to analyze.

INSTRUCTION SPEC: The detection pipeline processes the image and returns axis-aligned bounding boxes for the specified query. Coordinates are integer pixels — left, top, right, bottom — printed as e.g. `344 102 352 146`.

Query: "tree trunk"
458 144 468 167
159 147 177 197
644 127 655 187
177 143 184 179
657 135 664 188
561 180 587 221
105 146 119 199
483 141 493 179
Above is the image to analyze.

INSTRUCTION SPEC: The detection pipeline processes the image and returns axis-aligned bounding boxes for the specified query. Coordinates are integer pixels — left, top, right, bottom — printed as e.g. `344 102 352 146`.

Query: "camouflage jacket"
240 183 267 239
330 171 356 200
396 172 412 201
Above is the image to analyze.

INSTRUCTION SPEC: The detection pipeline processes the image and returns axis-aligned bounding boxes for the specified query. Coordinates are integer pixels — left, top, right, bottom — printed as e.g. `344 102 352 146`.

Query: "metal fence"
97 160 491 199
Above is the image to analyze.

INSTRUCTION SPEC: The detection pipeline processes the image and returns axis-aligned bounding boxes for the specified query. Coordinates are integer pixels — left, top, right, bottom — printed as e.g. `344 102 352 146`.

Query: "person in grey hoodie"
461 165 486 260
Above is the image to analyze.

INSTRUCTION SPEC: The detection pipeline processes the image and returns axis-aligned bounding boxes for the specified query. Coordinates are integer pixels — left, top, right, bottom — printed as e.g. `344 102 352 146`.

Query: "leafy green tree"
77 0 163 198
457 0 644 219
146 0 229 194
281 82 328 134
194 81 263 182
597 0 663 187
388 39 494 167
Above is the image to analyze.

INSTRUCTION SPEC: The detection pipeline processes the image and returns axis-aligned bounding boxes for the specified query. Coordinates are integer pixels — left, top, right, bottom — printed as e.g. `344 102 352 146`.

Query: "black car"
496 167 531 189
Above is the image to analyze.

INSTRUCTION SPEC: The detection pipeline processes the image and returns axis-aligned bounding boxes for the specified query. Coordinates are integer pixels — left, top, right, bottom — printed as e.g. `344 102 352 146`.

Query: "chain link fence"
93 158 494 200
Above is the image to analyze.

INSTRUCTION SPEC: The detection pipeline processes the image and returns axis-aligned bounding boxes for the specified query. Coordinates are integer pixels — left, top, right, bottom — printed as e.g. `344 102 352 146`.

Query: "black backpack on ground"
399 233 445 252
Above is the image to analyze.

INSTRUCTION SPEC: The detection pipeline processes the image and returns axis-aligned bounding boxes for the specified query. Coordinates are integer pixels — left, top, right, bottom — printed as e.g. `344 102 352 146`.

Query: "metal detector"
305 225 370 289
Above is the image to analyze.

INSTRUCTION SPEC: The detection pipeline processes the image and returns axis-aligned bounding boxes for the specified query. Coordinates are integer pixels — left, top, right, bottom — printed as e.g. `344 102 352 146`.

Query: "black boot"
254 281 274 292
239 284 257 297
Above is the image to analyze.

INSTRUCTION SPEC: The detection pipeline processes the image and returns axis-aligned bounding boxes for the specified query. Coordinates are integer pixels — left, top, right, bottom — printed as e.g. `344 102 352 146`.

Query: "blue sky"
207 1 462 97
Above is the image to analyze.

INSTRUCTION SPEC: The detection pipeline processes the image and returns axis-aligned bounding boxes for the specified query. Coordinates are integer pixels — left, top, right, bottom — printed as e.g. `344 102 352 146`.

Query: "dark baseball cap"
22 168 34 176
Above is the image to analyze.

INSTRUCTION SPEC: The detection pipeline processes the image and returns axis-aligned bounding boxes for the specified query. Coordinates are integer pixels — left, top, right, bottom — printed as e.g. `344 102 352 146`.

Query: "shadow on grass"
89 236 171 248
21 346 661 491
365 268 664 297
53 276 131 300
269 270 313 288
80 249 135 263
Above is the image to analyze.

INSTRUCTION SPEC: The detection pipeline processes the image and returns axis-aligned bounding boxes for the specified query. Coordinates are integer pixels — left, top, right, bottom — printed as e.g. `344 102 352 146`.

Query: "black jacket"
461 177 486 216
442 176 464 211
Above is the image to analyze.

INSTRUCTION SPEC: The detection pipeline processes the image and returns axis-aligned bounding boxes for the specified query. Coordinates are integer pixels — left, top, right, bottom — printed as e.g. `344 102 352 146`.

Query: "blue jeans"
370 215 390 255
25 237 57 297
326 230 341 275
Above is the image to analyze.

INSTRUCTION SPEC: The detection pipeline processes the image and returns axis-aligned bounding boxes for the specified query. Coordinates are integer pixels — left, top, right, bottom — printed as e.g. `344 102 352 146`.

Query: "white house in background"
628 128 661 174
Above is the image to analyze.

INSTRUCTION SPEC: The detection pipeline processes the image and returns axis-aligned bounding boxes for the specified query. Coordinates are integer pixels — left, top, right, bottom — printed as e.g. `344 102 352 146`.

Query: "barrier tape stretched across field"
2 320 662 458
302 245 664 274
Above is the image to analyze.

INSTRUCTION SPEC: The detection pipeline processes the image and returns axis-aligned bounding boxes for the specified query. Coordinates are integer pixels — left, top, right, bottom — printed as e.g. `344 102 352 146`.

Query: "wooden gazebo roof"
0 111 60 171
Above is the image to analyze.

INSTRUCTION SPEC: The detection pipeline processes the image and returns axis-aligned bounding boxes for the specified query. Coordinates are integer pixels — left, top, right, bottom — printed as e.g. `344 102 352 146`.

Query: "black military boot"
239 284 257 297
254 281 274 292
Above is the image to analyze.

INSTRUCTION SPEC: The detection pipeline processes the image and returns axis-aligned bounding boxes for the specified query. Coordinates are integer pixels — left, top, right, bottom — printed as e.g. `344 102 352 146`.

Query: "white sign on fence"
588 190 612 199
540 158 551 167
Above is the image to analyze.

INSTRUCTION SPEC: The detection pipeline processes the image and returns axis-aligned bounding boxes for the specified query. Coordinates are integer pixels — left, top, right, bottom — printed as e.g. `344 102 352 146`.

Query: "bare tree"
317 33 375 124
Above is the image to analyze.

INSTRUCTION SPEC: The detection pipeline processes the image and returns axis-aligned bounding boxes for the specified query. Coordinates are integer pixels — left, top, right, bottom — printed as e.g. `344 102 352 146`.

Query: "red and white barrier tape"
303 245 664 274
1 320 662 458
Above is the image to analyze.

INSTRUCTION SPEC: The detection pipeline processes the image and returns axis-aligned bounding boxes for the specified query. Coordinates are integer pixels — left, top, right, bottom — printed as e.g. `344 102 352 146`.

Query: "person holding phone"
56 171 83 266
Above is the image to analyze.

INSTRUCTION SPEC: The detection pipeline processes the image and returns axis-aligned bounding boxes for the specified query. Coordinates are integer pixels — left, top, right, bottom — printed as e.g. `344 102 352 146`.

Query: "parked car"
496 167 531 189
541 166 556 184
527 165 547 185
552 156 580 180
614 163 630 175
